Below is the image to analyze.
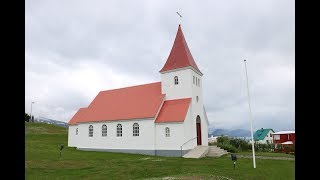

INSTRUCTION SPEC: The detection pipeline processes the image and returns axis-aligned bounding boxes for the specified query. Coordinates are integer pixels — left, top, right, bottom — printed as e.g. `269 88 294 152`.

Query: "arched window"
174 76 179 85
165 127 170 137
193 76 195 84
102 124 107 137
133 123 139 136
76 128 78 135
196 77 198 86
196 96 199 102
89 125 93 137
198 79 200 87
117 124 122 137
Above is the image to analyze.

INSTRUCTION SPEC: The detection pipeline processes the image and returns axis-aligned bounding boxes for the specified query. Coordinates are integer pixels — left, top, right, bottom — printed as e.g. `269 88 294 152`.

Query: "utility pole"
30 101 35 123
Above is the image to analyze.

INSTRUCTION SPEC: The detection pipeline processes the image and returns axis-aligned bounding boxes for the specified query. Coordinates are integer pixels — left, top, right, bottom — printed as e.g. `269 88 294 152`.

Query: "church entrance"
196 115 202 145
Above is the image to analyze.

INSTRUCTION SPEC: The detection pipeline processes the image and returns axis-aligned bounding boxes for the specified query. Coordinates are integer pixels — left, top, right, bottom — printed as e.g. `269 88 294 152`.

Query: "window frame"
117 124 122 137
89 125 93 137
133 123 139 136
165 127 170 137
102 124 107 137
174 76 179 85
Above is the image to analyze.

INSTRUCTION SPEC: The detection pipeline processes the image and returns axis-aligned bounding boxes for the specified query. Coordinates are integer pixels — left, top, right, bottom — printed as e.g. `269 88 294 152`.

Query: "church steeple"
160 24 202 75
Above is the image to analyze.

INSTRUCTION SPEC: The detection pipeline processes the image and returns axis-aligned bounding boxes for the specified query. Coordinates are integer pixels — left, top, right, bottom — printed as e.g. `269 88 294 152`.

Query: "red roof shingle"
155 98 191 123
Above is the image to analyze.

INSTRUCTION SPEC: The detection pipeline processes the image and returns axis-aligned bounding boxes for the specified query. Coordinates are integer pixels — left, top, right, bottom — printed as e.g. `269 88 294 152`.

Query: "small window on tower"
174 76 179 85
165 127 170 137
193 76 195 84
196 78 198 86
196 96 199 102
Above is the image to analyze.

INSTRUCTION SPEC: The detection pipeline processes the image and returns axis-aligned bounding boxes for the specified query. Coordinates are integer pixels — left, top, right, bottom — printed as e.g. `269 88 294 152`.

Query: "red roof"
160 24 202 74
68 82 165 125
155 98 191 123
68 108 88 125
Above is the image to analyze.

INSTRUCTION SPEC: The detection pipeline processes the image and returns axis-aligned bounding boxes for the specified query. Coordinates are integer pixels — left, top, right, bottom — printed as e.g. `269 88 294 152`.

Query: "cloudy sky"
25 0 294 132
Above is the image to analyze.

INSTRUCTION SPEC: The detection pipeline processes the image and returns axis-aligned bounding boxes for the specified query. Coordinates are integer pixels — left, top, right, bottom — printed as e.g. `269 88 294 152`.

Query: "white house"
68 24 209 157
253 128 275 144
208 135 219 143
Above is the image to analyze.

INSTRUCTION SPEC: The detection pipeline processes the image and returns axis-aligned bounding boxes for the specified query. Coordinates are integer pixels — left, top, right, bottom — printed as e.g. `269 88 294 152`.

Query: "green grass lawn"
26 123 295 179
236 151 295 158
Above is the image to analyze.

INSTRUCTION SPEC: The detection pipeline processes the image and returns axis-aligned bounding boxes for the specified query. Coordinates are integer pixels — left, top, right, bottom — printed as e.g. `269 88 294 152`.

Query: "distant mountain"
209 128 251 138
34 117 68 128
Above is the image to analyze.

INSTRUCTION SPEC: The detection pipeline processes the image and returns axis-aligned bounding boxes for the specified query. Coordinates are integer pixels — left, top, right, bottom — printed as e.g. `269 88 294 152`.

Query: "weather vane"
176 11 182 24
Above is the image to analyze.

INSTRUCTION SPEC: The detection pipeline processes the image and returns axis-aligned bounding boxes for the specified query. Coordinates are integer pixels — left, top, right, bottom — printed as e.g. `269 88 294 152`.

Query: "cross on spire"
176 12 182 24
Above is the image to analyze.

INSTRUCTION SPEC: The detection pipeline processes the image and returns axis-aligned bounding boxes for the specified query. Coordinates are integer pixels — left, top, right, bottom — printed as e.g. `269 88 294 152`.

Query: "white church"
68 24 209 157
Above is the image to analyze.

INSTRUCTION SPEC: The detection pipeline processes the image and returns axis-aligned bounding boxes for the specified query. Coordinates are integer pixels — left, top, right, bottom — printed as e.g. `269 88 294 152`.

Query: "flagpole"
244 59 256 168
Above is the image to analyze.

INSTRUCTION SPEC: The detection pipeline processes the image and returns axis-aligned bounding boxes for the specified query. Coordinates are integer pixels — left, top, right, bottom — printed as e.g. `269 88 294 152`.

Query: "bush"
217 136 230 144
216 136 275 153
218 143 238 153
254 142 274 152
229 138 251 151
25 113 31 122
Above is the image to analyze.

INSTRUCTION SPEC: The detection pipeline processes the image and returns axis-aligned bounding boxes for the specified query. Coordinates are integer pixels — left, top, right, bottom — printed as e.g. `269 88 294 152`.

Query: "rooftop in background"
253 128 274 141
272 131 295 135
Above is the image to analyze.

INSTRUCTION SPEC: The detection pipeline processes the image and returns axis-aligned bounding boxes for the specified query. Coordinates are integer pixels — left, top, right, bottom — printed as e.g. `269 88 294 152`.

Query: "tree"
25 113 30 122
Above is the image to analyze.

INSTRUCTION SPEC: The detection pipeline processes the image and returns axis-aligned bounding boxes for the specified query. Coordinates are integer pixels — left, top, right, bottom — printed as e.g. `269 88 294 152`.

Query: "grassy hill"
26 123 295 179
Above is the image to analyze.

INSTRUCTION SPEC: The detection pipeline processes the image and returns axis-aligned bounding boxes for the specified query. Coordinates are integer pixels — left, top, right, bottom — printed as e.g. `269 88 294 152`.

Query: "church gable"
155 98 191 123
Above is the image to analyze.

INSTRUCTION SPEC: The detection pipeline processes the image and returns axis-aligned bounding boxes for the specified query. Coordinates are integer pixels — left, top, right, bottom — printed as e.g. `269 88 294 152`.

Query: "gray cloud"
26 0 294 132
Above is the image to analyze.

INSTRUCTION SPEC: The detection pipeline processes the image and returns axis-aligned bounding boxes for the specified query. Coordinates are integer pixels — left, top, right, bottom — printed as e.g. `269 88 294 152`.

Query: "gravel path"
236 155 295 160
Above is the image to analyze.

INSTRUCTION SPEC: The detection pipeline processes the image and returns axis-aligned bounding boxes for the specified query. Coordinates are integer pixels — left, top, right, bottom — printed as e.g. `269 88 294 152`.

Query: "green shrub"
254 142 274 152
217 136 230 144
229 138 251 151
217 143 238 153
208 142 217 146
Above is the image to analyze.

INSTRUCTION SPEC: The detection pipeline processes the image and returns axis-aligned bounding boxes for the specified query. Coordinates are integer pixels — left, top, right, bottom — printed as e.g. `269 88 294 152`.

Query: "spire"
160 24 202 75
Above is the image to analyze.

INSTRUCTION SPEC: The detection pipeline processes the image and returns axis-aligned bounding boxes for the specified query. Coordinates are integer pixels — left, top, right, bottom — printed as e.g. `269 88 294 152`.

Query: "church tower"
160 24 207 146
160 24 203 107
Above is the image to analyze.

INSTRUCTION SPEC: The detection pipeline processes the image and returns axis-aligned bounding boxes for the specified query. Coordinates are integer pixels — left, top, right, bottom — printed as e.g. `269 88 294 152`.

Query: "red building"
272 131 295 153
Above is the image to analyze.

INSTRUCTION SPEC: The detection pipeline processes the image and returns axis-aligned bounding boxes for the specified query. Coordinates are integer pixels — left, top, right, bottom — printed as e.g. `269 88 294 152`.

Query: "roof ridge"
164 97 192 101
99 81 161 93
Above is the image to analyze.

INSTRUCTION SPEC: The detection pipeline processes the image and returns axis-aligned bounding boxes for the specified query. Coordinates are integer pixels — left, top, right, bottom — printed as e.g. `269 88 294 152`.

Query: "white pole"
30 102 35 122
244 59 256 168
